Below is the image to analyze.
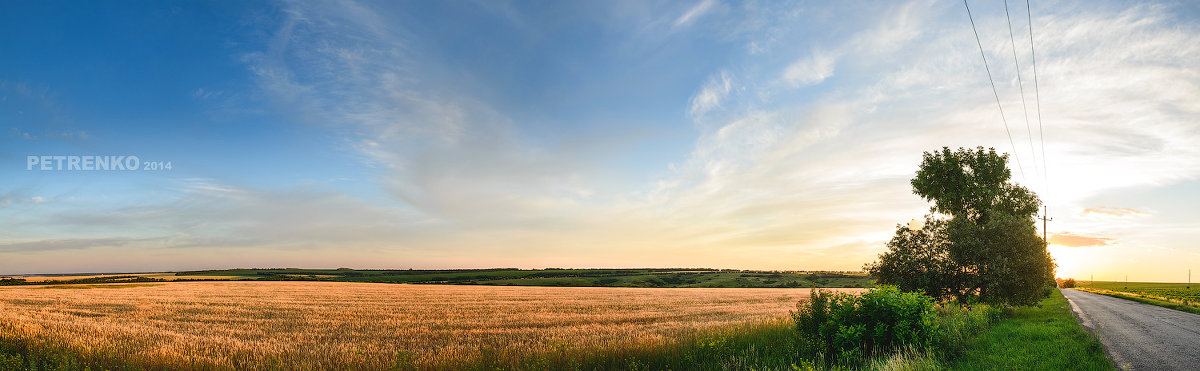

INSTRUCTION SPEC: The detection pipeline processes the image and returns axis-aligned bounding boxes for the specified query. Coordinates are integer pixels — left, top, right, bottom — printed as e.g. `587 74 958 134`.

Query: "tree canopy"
867 147 1055 306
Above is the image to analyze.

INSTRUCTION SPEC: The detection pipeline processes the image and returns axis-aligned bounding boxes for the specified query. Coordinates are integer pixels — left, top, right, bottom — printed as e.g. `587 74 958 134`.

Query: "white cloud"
782 51 837 87
241 0 631 229
176 178 247 200
674 0 717 28
192 88 221 100
688 71 732 118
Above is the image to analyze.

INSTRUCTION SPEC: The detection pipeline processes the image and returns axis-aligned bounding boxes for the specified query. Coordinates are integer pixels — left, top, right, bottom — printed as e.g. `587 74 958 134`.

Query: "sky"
1 0 1198 281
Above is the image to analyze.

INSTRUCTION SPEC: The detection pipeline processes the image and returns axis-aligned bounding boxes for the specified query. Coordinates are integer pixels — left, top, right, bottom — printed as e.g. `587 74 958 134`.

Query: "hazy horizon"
3 1 1198 281
5 267 1190 285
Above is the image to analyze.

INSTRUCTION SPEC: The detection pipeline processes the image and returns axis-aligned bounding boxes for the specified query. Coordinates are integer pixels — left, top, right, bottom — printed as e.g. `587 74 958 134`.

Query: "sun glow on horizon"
1049 244 1090 280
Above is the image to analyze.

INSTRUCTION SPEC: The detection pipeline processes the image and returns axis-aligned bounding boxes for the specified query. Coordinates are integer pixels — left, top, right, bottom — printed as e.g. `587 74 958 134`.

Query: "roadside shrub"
1060 278 1076 288
864 346 942 371
792 286 938 365
933 304 1001 356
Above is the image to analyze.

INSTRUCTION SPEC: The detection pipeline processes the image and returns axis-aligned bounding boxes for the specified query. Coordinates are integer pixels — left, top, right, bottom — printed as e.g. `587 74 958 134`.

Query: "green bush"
933 303 1001 356
792 286 939 365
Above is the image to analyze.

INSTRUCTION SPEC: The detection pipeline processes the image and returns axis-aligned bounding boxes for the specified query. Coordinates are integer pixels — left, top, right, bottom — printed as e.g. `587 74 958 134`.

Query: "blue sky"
2 0 1199 281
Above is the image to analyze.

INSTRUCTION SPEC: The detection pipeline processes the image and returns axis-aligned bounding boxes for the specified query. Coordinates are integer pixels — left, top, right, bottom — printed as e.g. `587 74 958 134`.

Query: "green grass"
949 289 1113 370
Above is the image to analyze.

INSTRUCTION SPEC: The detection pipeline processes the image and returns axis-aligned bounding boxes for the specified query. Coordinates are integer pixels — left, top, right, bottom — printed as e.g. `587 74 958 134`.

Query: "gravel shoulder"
1061 288 1200 370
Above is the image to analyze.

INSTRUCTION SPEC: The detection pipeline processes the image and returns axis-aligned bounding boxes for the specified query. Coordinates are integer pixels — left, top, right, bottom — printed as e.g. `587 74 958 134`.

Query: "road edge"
1060 289 1126 370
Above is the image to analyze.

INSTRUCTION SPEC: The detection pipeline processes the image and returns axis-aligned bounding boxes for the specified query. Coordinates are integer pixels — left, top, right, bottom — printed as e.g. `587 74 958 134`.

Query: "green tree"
867 215 966 300
867 147 1055 306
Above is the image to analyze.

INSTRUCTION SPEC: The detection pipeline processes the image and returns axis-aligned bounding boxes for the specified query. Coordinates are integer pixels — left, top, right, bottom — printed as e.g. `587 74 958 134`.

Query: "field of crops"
0 281 857 369
1075 281 1200 304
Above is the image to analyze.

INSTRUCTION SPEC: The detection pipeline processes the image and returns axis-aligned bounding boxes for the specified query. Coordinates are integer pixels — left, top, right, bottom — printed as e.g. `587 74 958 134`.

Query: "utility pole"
1040 206 1052 246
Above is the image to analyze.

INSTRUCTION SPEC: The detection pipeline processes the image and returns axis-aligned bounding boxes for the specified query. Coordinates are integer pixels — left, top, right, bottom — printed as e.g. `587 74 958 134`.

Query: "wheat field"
0 281 861 369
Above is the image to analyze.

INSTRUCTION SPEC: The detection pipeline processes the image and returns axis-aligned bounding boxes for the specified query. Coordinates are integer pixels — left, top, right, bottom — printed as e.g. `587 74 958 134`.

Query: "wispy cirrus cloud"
688 71 732 118
242 0 650 229
782 51 838 87
673 0 718 29
0 237 154 252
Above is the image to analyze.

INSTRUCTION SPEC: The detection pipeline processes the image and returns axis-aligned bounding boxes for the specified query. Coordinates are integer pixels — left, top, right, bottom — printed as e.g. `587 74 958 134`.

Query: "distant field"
3 268 873 288
1074 281 1200 310
6 273 243 282
182 268 874 288
1076 281 1197 291
0 281 860 369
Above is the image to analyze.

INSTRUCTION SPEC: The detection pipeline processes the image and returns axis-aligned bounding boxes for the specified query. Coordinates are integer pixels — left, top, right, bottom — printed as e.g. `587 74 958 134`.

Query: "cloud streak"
1082 207 1147 217
0 238 153 253
688 71 732 118
1049 232 1113 247
674 0 717 28
782 51 837 87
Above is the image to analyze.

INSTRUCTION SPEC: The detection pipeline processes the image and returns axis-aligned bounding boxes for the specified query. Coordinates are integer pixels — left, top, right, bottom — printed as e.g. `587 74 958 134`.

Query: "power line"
1004 0 1039 180
1026 0 1048 197
964 0 1026 180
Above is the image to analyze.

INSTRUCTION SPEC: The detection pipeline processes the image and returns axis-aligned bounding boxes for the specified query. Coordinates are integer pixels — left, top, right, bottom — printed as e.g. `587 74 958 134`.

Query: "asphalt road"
1061 288 1200 370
